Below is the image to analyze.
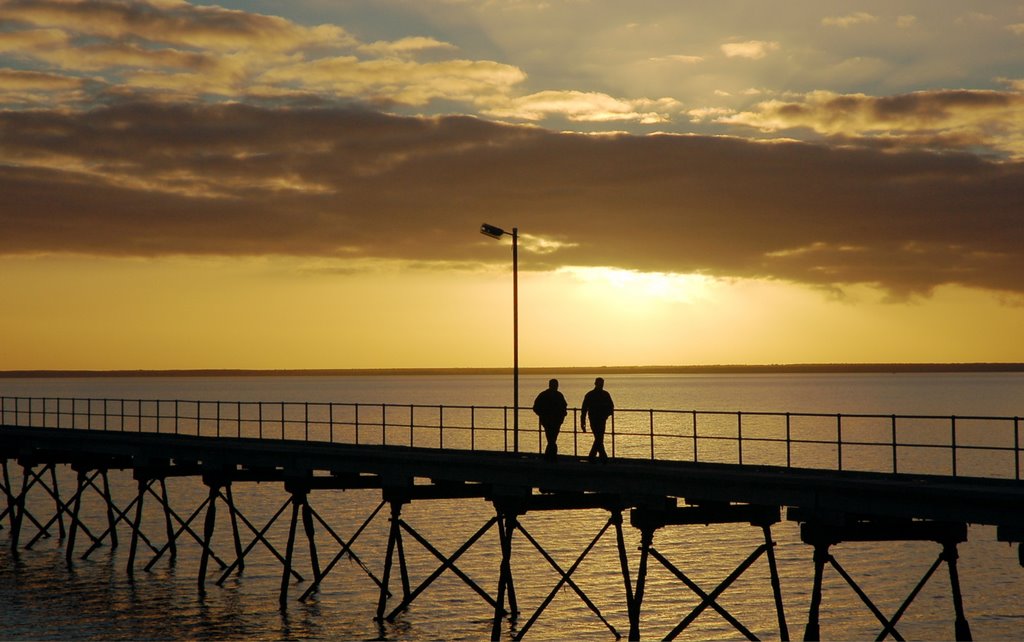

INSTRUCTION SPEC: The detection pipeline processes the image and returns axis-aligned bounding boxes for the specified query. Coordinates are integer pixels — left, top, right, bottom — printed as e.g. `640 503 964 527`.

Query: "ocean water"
1 372 1023 640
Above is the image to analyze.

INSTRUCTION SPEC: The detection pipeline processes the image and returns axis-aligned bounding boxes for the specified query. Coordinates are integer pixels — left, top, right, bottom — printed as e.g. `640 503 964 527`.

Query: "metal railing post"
649 409 655 460
786 412 792 468
1011 417 1019 483
572 408 578 456
737 411 743 465
836 414 843 471
1016 417 1021 481
951 415 958 477
438 405 443 449
692 411 698 462
382 403 386 446
610 414 616 459
891 414 898 474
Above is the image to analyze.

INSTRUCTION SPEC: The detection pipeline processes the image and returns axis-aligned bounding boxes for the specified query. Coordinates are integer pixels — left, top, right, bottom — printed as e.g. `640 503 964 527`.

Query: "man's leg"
593 420 608 461
544 423 559 460
585 421 598 462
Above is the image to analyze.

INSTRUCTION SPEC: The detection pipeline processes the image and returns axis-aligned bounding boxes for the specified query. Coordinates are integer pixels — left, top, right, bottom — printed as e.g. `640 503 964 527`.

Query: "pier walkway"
2 396 1023 640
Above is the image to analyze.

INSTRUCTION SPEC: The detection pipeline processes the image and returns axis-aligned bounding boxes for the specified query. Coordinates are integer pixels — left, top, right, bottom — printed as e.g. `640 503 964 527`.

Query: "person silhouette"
581 377 614 463
532 378 567 461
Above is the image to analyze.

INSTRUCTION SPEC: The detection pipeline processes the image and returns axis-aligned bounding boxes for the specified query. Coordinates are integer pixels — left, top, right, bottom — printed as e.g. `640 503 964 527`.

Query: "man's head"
549 378 559 390
594 377 604 389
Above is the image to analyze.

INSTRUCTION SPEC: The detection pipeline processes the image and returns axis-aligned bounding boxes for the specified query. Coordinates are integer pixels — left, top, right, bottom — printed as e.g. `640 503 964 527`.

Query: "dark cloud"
1 101 1022 296
0 0 344 50
723 89 1024 158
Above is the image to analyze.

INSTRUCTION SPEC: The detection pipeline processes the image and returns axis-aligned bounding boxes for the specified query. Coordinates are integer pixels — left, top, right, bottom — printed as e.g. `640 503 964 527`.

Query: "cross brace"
628 503 788 641
4 462 64 550
489 493 638 642
797 517 971 641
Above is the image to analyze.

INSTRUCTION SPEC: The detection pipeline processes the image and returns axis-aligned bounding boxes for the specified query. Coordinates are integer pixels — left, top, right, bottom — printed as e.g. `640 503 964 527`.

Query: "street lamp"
480 223 519 453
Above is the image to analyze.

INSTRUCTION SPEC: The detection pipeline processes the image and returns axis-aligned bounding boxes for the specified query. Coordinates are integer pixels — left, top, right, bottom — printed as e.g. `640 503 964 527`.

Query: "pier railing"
1 396 1021 480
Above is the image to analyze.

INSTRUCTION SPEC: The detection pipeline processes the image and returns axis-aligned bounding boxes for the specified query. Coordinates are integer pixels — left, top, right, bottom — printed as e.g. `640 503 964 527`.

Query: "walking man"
581 377 614 463
533 379 568 461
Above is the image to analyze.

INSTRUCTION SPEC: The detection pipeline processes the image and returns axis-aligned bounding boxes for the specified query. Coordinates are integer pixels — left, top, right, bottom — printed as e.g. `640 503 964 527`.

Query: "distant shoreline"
2 363 1023 378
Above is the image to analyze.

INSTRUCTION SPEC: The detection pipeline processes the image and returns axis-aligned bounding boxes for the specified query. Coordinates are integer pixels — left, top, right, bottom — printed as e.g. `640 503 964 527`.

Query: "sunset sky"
1 0 1023 370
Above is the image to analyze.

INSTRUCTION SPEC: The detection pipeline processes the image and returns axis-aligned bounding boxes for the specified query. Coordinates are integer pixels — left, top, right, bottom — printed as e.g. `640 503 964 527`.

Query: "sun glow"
559 267 714 304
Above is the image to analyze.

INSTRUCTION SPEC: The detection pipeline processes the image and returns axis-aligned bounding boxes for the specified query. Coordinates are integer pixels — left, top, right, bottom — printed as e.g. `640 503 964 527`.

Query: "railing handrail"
1 395 1021 482
2 394 1021 421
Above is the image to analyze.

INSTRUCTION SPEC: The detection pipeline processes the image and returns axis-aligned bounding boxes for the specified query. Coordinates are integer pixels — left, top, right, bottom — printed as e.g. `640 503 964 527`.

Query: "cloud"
821 12 879 28
649 54 704 64
358 36 459 57
481 90 679 123
896 15 917 29
0 0 351 52
720 40 779 60
956 12 995 26
1 101 1022 299
257 57 527 106
687 106 735 122
0 27 71 52
720 89 1024 157
0 67 89 105
0 67 84 91
0 0 671 131
0 0 526 109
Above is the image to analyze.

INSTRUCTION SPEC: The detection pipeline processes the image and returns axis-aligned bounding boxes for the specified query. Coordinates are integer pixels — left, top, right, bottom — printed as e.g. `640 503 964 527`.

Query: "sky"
1 0 1023 370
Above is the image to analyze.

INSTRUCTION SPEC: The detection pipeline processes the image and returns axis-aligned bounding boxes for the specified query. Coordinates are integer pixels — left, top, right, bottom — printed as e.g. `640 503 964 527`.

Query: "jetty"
2 396 1022 640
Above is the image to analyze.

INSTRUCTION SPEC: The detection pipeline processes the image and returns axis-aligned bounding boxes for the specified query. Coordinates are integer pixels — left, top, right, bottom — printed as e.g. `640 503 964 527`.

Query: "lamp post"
480 223 519 453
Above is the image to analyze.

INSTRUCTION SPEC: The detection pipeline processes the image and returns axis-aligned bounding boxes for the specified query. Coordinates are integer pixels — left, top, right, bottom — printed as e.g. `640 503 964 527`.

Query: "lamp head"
480 223 506 239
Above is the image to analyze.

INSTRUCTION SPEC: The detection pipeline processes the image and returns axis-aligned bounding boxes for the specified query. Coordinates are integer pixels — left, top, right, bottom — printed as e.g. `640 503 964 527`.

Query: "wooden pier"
3 396 1024 640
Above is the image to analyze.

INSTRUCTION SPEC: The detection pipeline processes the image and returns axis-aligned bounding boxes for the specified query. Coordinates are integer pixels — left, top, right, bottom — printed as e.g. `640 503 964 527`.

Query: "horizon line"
2 362 1024 378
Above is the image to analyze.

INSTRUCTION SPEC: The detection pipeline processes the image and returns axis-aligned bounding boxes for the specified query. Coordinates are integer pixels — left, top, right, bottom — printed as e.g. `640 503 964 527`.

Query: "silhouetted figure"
581 377 614 463
533 379 567 461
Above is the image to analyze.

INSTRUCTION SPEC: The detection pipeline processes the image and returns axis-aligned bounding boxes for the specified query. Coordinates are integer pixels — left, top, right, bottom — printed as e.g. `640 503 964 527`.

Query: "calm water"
2 372 1023 640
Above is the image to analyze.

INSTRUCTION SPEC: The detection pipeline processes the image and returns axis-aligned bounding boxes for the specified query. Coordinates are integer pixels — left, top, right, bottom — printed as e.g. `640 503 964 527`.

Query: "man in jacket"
532 378 567 461
581 377 614 463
